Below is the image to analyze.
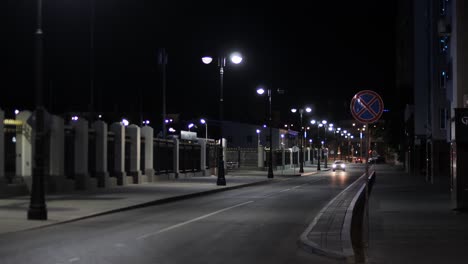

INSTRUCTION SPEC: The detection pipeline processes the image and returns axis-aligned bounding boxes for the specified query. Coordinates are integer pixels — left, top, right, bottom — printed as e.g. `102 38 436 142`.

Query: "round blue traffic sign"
350 90 384 124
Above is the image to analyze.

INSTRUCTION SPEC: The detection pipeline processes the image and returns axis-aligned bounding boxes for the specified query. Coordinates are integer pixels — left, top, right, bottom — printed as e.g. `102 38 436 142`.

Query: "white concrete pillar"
141 126 155 182
93 120 116 188
16 111 33 190
126 124 143 184
47 115 74 192
173 138 179 178
71 118 96 190
110 122 128 186
198 139 207 176
289 149 293 169
0 108 5 188
282 147 286 170
257 145 264 168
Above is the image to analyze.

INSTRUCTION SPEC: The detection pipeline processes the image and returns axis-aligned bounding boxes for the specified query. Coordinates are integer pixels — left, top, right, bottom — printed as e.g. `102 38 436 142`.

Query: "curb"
297 171 373 263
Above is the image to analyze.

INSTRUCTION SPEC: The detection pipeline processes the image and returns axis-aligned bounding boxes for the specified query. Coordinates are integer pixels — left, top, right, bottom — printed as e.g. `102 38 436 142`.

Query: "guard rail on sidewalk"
298 170 376 263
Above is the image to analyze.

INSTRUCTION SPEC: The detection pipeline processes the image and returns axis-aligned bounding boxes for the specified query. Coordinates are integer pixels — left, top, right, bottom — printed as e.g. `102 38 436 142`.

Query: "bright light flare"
202 56 213 64
230 52 243 64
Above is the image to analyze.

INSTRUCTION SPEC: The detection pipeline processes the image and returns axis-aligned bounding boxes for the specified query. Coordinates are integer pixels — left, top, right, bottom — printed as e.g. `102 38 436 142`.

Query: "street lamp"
256 86 281 178
28 0 47 220
200 119 208 142
202 52 243 185
311 120 322 171
291 107 311 173
188 123 195 131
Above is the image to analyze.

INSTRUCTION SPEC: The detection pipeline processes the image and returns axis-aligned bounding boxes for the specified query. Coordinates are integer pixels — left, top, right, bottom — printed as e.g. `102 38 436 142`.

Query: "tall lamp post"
200 119 208 142
28 0 47 220
311 120 321 171
291 107 311 173
321 120 328 168
257 87 281 178
202 52 243 185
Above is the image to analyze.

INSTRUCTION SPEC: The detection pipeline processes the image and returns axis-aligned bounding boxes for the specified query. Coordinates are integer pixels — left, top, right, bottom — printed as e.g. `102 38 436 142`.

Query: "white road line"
279 188 291 193
68 258 80 262
136 200 254 240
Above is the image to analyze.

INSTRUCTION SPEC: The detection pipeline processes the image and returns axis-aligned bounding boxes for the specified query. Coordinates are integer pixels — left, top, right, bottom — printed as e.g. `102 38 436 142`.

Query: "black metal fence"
179 141 201 173
107 131 115 177
153 138 174 174
64 127 75 179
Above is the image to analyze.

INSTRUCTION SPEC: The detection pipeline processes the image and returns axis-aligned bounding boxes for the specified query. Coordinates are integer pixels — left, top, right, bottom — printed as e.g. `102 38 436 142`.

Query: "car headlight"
332 164 337 168
340 164 345 168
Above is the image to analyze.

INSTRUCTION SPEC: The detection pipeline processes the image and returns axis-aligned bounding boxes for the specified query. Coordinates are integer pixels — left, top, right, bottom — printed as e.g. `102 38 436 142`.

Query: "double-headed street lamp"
202 52 243 185
291 107 311 173
256 87 283 178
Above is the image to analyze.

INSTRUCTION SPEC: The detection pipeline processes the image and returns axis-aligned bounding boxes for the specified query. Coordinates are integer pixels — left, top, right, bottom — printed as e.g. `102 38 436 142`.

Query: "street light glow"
200 119 206 124
230 52 243 64
305 107 312 113
311 120 316 125
201 56 213 64
256 88 265 95
291 108 297 113
121 119 129 126
256 129 260 134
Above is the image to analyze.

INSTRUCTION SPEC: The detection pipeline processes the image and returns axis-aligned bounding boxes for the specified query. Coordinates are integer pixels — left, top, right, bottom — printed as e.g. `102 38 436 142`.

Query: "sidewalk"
367 164 468 264
0 166 321 236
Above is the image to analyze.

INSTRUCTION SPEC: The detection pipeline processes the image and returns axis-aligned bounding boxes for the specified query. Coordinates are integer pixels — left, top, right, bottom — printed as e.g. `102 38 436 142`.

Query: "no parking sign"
350 90 384 124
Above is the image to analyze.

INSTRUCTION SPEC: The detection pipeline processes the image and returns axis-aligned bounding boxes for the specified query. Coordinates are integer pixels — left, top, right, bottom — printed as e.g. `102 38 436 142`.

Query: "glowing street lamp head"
201 56 213 64
305 107 312 113
291 108 297 113
121 119 129 126
200 119 206 124
322 120 327 125
310 120 316 125
14 109 20 115
230 52 243 64
256 88 265 95
188 123 194 129
256 129 261 134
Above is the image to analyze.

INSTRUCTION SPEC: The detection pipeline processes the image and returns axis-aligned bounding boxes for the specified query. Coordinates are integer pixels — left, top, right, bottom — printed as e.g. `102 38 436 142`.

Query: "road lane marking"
68 258 80 262
279 188 291 192
136 200 254 240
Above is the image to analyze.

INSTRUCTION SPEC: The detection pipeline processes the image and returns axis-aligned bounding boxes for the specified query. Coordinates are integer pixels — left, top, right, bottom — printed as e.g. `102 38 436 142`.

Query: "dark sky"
4 1 396 129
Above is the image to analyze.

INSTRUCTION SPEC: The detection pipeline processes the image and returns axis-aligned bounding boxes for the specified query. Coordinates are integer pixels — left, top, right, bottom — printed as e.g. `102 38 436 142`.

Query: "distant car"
355 157 363 163
332 160 346 171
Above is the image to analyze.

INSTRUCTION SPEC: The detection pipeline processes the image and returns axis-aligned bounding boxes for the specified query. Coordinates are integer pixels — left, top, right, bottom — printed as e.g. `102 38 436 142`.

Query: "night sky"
4 1 397 130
